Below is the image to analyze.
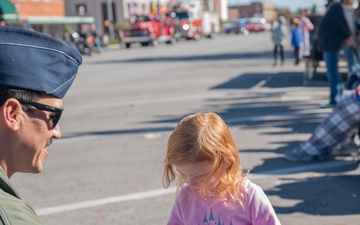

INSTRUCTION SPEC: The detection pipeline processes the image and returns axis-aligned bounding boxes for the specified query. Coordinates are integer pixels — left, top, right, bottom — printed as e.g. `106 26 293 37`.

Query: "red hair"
163 112 247 205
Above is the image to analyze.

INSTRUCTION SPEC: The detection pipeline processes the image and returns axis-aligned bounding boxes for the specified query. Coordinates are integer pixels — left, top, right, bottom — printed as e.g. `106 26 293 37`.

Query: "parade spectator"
271 16 287 66
163 112 281 225
0 26 82 224
343 0 357 89
355 4 360 48
317 0 355 108
91 23 103 53
326 0 336 11
0 19 6 26
299 9 315 58
345 1 360 90
291 18 303 65
63 31 73 45
285 88 360 162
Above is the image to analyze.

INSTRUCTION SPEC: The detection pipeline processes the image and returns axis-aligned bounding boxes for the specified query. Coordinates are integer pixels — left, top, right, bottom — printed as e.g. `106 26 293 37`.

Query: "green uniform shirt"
0 167 42 225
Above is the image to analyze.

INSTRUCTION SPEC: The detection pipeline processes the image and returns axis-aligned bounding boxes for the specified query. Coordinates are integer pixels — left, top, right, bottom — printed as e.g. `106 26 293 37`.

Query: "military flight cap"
0 26 82 99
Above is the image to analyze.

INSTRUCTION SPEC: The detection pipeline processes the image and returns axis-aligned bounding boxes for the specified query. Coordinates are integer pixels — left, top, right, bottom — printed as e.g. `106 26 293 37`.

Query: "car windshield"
135 16 151 22
175 12 189 20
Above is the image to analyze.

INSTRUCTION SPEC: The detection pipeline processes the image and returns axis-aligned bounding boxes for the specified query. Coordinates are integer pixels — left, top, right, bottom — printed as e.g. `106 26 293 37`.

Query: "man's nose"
53 126 61 139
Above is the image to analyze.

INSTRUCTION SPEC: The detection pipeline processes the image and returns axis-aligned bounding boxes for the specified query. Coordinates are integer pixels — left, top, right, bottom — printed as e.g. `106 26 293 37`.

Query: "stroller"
303 38 350 86
303 38 327 85
303 14 348 85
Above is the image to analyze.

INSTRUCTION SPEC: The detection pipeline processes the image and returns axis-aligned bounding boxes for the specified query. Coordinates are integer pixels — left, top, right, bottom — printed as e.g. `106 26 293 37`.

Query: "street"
12 33 360 225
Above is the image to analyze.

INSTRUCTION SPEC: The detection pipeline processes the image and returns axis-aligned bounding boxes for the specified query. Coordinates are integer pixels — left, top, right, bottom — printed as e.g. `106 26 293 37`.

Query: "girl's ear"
1 99 22 131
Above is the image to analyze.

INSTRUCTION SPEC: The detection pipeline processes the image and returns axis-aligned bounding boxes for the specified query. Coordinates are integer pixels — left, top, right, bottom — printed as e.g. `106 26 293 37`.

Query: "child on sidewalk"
291 18 303 65
163 112 281 225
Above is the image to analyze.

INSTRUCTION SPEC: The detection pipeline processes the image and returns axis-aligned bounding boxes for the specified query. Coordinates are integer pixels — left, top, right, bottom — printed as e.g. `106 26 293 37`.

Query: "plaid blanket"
297 91 360 156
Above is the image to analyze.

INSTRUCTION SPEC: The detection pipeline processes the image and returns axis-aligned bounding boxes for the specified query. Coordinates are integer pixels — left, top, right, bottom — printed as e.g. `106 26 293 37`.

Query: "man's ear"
1 99 22 131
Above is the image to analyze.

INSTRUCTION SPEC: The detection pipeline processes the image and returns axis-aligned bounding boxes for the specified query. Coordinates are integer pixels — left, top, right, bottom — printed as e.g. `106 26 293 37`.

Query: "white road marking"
280 95 311 101
36 159 358 216
251 78 268 89
36 187 177 216
251 75 277 90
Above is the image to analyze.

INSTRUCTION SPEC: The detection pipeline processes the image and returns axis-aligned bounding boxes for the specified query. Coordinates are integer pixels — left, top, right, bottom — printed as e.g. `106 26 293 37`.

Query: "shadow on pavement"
268 173 360 216
249 156 359 175
211 71 327 90
88 50 293 64
211 72 305 89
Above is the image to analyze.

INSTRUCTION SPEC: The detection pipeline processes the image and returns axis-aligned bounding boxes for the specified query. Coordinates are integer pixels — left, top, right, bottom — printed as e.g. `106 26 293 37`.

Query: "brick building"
1 0 93 36
228 1 277 22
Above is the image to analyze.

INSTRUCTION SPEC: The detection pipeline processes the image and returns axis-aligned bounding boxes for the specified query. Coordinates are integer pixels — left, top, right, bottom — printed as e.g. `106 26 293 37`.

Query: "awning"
22 16 95 25
0 0 18 22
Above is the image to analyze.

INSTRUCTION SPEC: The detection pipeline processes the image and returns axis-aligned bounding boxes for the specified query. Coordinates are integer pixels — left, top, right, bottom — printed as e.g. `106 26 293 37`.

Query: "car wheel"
151 39 158 46
166 37 176 44
194 33 201 40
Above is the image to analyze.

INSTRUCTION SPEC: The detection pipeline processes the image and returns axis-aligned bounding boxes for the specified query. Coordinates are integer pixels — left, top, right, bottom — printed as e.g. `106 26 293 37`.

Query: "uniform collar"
0 165 21 198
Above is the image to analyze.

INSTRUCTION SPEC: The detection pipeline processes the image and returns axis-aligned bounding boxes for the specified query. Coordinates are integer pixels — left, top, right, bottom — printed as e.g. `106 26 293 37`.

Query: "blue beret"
0 26 82 98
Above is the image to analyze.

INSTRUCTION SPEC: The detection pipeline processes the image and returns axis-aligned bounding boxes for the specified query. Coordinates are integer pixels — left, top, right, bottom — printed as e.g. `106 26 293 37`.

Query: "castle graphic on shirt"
196 207 233 225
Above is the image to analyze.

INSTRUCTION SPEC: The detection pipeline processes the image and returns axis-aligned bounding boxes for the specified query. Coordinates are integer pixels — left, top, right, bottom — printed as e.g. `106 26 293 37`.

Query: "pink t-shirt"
167 180 281 225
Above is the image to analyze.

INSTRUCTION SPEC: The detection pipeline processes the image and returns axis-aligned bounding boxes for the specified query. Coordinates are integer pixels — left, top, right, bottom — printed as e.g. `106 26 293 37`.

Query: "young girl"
163 112 281 225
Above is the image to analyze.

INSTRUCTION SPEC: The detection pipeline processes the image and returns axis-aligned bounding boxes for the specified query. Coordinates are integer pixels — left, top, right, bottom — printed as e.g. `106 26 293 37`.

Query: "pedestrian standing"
163 112 281 225
0 19 6 26
317 0 355 108
342 0 357 89
91 23 103 53
271 16 287 66
0 26 82 224
299 9 315 58
291 18 303 65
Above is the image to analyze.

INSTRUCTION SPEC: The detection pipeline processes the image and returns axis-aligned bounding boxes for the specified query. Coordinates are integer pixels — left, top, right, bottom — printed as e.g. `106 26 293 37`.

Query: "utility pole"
106 0 115 41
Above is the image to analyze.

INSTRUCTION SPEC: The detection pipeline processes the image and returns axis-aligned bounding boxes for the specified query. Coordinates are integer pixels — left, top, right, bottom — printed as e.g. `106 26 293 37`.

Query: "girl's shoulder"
242 179 257 190
242 179 266 197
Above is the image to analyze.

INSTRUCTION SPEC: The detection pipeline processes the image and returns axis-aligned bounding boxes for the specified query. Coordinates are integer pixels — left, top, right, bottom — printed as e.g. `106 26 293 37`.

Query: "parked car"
223 22 233 33
224 19 249 35
243 17 271 33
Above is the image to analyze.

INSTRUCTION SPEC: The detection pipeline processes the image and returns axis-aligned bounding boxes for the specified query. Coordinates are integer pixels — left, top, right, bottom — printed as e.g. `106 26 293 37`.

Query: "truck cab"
122 14 177 48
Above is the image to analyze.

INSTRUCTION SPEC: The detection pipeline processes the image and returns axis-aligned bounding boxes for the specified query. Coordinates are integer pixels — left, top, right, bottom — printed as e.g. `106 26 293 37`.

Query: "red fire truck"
122 14 178 48
170 0 220 40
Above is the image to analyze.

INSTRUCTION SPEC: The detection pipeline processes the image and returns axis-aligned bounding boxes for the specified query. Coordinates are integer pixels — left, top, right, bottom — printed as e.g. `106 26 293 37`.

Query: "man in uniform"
0 26 82 224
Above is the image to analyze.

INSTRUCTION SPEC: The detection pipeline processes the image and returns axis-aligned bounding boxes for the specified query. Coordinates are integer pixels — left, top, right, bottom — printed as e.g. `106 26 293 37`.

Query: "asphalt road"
11 33 360 225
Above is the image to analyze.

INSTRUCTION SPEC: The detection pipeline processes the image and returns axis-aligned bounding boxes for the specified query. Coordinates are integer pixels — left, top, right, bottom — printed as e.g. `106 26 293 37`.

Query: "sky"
228 0 326 12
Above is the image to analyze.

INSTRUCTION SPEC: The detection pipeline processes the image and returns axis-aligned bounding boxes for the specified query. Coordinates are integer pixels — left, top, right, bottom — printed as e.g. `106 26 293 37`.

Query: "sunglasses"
17 99 63 129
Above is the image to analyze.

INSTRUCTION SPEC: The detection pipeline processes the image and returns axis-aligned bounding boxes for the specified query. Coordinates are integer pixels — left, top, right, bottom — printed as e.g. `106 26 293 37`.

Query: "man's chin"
31 165 43 174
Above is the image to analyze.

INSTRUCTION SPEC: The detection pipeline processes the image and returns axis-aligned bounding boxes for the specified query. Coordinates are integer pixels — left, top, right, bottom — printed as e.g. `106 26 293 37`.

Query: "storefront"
0 0 18 23
23 16 94 36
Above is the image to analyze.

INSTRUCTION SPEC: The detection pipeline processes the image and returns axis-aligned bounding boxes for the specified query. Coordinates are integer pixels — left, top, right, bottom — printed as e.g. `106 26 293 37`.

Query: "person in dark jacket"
317 0 355 108
0 27 82 224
